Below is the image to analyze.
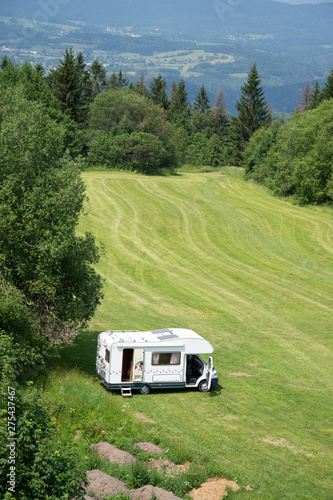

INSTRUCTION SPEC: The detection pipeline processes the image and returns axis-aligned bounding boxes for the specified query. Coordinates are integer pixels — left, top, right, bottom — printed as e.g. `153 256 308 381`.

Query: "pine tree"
51 48 92 124
193 85 211 113
214 86 229 135
321 67 333 101
75 51 92 123
169 79 189 119
0 55 10 69
108 72 119 89
117 69 129 88
234 64 269 141
230 64 269 164
309 81 321 110
90 59 107 99
149 74 169 110
135 72 147 96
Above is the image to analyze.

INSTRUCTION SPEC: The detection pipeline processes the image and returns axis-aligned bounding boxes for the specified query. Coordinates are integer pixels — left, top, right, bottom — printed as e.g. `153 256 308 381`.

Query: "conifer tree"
169 79 189 119
51 48 91 124
230 64 269 164
235 64 269 141
149 74 169 110
321 67 333 101
107 69 129 90
193 85 211 113
117 69 129 88
75 51 92 123
135 72 147 96
90 59 107 98
0 55 10 69
309 81 321 110
214 86 229 135
108 72 119 89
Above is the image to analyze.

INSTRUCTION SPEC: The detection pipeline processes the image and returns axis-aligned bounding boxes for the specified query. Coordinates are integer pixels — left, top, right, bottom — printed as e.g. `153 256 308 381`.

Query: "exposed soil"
133 411 157 424
88 443 253 500
228 372 253 377
86 470 130 498
91 442 136 465
131 485 182 500
135 441 164 455
85 470 182 500
149 458 178 470
189 477 240 499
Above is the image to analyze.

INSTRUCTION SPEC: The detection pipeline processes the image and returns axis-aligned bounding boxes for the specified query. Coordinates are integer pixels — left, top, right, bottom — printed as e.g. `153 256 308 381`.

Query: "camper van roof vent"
152 329 172 335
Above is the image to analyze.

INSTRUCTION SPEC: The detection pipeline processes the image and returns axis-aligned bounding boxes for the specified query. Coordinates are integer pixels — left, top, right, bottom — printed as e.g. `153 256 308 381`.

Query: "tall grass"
46 169 333 499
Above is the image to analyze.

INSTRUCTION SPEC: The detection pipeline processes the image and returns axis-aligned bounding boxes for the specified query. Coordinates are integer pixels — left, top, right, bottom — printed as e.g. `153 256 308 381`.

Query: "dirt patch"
189 477 240 499
133 411 156 424
179 460 191 470
91 442 136 465
131 485 182 500
86 469 130 499
135 441 164 455
149 458 178 470
228 372 253 377
262 437 315 457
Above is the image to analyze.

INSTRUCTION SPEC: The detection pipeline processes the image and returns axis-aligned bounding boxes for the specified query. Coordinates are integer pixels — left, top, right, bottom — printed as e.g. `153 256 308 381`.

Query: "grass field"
118 49 234 78
53 168 332 498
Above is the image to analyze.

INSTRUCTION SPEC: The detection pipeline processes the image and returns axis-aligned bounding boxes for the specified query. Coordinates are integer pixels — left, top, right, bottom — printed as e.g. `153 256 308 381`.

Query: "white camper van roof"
99 328 214 353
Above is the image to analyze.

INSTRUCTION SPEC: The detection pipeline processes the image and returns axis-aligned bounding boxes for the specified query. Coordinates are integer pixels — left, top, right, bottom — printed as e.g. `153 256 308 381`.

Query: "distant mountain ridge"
3 0 333 43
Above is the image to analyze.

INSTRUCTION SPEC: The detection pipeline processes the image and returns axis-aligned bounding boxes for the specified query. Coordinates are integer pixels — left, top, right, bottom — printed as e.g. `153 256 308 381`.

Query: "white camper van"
96 328 218 395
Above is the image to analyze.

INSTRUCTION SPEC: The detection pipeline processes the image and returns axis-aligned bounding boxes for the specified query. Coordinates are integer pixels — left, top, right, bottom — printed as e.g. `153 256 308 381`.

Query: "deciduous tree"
0 89 103 346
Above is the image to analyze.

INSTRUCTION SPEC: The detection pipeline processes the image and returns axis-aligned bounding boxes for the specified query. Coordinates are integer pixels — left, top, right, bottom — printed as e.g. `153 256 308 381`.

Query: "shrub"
248 100 333 204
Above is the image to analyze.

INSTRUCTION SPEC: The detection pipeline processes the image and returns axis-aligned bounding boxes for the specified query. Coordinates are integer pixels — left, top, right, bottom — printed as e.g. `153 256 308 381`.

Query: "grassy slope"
61 169 332 498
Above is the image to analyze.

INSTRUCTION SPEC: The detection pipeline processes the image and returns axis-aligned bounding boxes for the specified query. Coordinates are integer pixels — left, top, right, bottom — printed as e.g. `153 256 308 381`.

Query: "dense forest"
0 49 333 498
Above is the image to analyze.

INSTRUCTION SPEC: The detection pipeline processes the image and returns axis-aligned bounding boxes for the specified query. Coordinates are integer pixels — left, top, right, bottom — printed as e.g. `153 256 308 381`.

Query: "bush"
87 88 179 173
244 121 281 181
245 100 333 204
0 336 87 500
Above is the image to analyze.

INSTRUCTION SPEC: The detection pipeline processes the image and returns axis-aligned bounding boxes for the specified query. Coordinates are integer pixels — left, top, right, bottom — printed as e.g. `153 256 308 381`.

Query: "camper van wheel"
139 384 150 395
198 380 210 392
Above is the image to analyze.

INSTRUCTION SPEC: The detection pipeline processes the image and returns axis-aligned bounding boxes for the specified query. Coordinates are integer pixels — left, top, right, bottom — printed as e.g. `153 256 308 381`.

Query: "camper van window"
105 349 110 363
152 352 181 365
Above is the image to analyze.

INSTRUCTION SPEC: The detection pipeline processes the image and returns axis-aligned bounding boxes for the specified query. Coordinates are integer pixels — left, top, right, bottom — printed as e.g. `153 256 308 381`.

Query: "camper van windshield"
152 352 181 365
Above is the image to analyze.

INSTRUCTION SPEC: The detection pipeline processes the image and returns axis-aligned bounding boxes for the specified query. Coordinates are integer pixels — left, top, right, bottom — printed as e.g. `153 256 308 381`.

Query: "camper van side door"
133 349 144 382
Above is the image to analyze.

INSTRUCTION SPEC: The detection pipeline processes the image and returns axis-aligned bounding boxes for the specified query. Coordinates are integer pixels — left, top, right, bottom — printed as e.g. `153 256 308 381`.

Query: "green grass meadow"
48 169 333 498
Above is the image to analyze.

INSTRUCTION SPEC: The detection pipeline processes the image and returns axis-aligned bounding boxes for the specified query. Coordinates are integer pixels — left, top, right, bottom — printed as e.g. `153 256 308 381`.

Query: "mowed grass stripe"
78 170 333 499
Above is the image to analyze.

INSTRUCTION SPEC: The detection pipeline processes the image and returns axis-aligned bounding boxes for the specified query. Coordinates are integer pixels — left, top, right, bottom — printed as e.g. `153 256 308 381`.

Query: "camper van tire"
198 380 210 392
139 384 151 395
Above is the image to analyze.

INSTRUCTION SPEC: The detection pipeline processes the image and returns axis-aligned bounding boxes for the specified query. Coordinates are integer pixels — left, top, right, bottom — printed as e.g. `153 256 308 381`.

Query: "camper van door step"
121 387 132 397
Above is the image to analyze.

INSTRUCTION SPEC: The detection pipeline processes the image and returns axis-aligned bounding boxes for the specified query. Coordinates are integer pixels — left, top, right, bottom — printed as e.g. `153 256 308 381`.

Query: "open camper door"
206 356 213 391
132 349 144 382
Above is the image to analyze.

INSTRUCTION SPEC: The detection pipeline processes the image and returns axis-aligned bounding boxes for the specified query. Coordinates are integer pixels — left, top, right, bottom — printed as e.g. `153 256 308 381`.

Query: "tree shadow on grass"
56 329 99 377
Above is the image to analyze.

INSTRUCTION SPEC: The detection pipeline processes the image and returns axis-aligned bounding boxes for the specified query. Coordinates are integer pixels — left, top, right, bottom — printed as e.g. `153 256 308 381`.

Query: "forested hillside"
1 52 332 203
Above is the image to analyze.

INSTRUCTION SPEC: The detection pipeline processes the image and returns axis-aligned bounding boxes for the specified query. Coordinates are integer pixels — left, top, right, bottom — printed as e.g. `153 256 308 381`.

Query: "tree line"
2 49 332 202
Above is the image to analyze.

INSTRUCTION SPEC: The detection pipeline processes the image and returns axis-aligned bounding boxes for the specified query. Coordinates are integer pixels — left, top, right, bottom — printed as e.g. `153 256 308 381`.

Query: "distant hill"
4 0 333 47
2 0 333 113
